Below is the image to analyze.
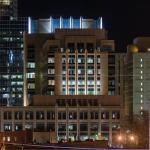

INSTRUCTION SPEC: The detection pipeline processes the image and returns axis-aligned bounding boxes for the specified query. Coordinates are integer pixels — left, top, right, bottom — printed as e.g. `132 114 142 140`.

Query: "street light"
118 135 123 141
130 135 135 141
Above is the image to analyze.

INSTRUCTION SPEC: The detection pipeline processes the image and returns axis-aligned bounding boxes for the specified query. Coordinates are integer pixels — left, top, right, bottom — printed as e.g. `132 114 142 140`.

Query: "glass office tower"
0 0 28 106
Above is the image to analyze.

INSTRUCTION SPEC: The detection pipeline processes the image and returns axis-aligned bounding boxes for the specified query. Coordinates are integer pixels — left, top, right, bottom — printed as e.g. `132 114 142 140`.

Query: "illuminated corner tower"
0 0 17 17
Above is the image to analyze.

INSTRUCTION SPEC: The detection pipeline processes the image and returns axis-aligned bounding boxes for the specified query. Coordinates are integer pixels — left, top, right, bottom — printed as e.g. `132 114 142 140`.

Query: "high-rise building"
0 0 17 17
0 0 28 106
23 19 125 106
126 37 150 116
0 17 28 106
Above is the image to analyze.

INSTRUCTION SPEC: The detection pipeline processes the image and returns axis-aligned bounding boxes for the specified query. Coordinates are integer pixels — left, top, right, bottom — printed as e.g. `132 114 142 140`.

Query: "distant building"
0 0 17 17
126 37 150 115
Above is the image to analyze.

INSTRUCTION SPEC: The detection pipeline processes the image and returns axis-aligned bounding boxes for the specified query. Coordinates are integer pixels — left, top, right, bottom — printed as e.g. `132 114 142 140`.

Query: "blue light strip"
28 17 31 34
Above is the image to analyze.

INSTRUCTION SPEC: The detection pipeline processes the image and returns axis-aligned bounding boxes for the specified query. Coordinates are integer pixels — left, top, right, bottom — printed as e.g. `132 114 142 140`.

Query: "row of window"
48 57 101 64
3 111 120 120
3 122 120 132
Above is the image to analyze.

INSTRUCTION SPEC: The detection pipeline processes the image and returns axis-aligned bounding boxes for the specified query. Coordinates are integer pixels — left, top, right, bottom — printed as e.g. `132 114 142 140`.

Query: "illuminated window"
87 69 94 75
141 106 143 110
2 94 9 98
68 81 75 85
78 80 84 85
62 58 66 63
141 82 143 86
141 64 143 67
48 69 55 74
141 94 143 98
27 73 35 79
4 124 12 131
28 83 35 89
97 81 100 85
97 69 101 74
140 58 143 62
87 81 94 85
141 100 143 103
27 62 35 68
2 75 9 79
141 76 143 79
48 58 54 63
141 88 143 91
12 94 15 98
62 71 66 74
17 75 23 79
78 58 82 63
18 94 22 98
97 58 101 63
141 70 143 74
87 58 94 63
2 0 10 5
62 81 66 85
48 80 55 85
78 70 81 74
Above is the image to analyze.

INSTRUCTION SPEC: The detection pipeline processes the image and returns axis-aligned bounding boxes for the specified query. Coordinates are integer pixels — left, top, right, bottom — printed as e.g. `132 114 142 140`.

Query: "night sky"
18 0 150 51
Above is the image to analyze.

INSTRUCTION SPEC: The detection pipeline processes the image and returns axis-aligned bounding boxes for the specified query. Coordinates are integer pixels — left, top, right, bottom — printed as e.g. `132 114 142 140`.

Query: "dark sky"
18 0 150 51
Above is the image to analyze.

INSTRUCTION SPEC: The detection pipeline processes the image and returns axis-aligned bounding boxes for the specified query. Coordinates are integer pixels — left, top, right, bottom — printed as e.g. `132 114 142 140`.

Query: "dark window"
112 111 120 119
58 123 66 131
4 111 12 120
25 111 33 120
69 112 77 120
101 112 109 119
47 123 55 132
101 123 109 131
58 112 66 120
36 111 44 120
87 43 94 52
15 124 23 131
36 123 45 131
90 123 98 132
80 112 88 120
14 111 23 120
90 112 99 119
47 111 55 120
80 124 88 131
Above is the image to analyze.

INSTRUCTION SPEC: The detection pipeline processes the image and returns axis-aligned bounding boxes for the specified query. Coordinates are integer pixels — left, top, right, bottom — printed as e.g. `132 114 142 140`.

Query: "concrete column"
100 53 108 95
55 105 58 141
12 111 14 131
109 111 112 145
94 50 97 95
98 104 101 139
77 103 80 140
66 105 69 140
88 105 90 139
54 52 62 95
75 50 78 95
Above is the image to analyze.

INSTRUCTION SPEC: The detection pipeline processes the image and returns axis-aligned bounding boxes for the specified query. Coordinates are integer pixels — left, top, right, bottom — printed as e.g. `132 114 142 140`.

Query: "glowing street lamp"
118 135 123 141
130 135 135 141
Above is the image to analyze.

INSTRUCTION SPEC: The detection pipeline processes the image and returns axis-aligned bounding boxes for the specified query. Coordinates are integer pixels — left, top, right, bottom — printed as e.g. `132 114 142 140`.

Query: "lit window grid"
61 53 101 95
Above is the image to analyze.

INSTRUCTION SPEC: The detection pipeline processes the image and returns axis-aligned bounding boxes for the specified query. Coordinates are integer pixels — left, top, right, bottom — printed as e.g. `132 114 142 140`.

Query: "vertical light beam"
28 17 31 34
100 17 103 29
